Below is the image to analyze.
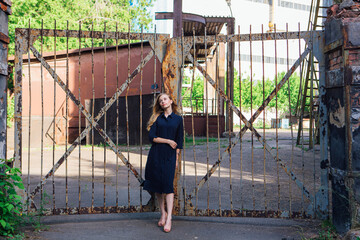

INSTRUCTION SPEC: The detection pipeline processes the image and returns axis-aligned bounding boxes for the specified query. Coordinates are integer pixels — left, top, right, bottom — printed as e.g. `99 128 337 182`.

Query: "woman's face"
158 94 173 110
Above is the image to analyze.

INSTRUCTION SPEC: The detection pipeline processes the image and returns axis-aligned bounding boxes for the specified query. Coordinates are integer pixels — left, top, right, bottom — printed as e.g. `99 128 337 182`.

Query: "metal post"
0 0 12 165
173 0 183 38
226 18 235 132
325 4 360 233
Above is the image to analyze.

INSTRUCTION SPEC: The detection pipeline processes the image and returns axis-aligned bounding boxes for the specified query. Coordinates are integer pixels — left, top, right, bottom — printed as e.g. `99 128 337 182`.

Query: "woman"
143 93 183 233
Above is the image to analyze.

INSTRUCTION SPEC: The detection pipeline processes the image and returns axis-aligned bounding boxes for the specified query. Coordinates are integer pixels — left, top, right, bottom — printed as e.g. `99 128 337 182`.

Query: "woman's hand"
167 140 177 149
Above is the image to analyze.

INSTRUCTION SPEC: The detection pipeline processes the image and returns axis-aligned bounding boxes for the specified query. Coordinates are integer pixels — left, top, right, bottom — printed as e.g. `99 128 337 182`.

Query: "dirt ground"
7 128 324 217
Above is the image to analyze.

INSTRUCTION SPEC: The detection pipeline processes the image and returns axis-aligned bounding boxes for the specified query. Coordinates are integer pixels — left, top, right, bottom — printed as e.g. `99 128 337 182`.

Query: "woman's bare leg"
164 193 174 232
156 193 166 226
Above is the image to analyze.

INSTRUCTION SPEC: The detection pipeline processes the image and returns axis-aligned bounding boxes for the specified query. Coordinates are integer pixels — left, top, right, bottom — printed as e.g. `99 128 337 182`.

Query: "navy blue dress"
143 112 184 194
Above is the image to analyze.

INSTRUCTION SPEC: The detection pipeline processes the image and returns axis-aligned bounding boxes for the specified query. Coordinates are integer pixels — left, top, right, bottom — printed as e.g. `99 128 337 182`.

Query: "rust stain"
0 31 10 44
329 99 345 128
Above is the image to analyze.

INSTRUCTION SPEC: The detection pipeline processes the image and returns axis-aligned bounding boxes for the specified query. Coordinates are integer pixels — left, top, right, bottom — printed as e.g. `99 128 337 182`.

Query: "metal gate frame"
176 29 329 219
14 26 169 214
13 25 329 218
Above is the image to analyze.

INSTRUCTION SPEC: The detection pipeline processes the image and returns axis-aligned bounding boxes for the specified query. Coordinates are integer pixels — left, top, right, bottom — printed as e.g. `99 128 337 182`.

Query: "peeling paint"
330 99 345 128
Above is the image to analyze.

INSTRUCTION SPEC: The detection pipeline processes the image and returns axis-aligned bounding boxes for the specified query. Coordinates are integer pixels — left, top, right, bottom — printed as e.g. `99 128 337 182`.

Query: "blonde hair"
147 93 179 131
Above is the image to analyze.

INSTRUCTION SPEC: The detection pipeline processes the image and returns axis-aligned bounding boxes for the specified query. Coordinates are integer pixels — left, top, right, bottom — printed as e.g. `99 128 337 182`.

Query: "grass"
299 220 339 240
184 136 227 148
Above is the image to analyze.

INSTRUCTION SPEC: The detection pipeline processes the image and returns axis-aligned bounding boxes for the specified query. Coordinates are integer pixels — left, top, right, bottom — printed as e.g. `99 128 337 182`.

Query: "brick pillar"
325 1 360 234
0 0 12 163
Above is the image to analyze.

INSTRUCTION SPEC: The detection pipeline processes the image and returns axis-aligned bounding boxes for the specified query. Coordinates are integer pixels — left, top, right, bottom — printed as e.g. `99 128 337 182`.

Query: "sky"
149 0 325 35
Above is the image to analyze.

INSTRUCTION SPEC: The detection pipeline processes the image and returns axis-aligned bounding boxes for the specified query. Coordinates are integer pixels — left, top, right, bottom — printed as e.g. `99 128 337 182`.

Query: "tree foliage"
234 71 302 114
8 0 155 55
181 70 303 115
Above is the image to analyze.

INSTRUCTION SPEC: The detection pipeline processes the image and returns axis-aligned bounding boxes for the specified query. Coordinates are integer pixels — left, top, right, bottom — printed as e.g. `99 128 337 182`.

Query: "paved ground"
24 212 322 240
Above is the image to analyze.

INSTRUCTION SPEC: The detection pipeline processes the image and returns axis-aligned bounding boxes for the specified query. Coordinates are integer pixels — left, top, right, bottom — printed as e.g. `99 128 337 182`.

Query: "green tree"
181 70 302 116
8 0 155 55
181 74 204 111
233 71 301 114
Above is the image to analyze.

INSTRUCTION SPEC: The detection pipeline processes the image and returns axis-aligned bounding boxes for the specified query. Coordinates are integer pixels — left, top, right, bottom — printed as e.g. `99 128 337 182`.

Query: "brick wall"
325 0 360 234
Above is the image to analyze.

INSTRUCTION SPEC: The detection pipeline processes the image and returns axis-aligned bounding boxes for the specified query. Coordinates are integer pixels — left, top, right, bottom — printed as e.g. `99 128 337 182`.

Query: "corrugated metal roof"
183 15 232 63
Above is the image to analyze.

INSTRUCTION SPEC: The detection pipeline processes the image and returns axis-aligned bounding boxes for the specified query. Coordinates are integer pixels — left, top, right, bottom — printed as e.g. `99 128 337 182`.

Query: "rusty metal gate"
12 22 329 219
177 25 329 219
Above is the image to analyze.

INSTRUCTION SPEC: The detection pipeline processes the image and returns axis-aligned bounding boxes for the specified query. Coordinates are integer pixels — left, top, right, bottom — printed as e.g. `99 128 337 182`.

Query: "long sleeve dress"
143 112 184 194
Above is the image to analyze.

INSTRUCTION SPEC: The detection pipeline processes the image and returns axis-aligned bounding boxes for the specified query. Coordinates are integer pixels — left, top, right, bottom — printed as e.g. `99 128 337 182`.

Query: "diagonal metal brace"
186 51 315 206
28 46 154 200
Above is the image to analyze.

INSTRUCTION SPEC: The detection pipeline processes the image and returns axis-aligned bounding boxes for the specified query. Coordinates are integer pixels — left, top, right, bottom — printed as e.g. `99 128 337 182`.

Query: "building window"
238 54 297 66
245 0 311 12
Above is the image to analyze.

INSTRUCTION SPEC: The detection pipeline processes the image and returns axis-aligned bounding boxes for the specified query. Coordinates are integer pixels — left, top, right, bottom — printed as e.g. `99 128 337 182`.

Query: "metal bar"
14 28 23 171
32 205 170 216
286 23 295 215
40 20 44 209
274 24 280 213
140 25 143 211
91 22 95 212
31 205 311 218
103 22 107 211
238 25 243 211
153 25 157 102
15 28 169 41
181 28 187 215
127 23 131 209
190 27 198 211
310 24 316 216
78 21 82 214
299 23 305 216
27 48 154 201
52 20 57 213
227 28 233 214
205 27 210 215
115 23 119 210
189 209 311 219
173 0 183 38
27 20 31 213
179 31 322 45
186 52 315 204
318 20 329 220
65 21 69 211
250 25 255 211
102 22 107 211
261 24 267 214
15 28 321 43
215 27 221 216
